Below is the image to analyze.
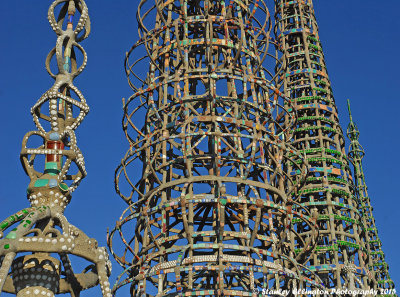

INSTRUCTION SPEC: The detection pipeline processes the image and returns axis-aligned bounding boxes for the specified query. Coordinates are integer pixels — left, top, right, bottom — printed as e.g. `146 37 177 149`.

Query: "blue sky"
0 1 399 295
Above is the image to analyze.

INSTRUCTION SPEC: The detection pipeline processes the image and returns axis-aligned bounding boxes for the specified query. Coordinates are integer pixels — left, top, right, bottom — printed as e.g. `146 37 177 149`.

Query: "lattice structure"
347 100 395 294
0 1 111 296
274 0 371 290
108 1 328 296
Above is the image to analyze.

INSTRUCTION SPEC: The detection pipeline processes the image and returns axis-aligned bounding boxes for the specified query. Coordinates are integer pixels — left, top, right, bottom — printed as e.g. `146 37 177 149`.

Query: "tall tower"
347 100 395 294
274 0 371 290
0 1 111 296
108 0 326 295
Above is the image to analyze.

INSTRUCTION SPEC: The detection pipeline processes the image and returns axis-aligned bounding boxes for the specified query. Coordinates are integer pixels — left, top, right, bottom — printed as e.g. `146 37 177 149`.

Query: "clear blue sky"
0 1 399 295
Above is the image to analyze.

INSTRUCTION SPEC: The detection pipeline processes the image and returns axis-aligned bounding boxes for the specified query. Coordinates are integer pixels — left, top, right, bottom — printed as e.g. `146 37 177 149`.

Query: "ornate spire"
0 1 111 296
274 0 371 290
347 99 395 294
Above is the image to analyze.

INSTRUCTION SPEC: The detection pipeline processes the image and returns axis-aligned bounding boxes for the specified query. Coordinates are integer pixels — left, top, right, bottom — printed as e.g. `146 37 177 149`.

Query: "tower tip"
347 99 353 120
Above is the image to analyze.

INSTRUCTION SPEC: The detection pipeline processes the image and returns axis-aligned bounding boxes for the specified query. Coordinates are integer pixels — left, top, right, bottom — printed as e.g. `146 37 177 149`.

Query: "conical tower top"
347 100 365 161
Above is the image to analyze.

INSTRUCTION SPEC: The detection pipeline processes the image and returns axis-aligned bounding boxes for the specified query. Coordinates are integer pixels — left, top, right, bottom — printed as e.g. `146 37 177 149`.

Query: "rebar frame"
274 0 371 290
0 1 111 296
108 0 328 295
347 100 395 294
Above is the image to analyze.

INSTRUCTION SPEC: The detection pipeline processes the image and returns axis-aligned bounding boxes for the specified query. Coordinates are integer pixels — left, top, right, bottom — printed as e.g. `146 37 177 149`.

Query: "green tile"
34 179 49 187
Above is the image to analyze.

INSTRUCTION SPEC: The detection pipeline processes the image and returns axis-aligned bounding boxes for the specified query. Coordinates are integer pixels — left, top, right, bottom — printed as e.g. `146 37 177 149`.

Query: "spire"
0 1 111 296
274 0 371 290
347 101 395 294
347 99 353 121
347 99 361 143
